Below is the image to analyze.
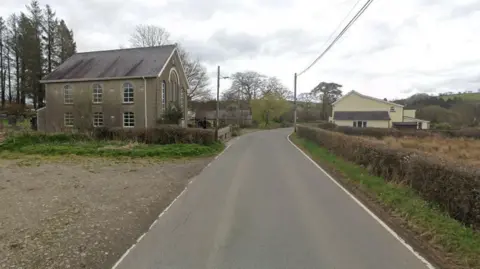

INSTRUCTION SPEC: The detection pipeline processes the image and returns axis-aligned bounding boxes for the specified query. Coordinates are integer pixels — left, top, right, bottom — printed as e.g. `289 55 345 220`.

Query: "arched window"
162 80 166 111
64 85 73 104
170 69 179 102
92 83 103 103
123 82 134 103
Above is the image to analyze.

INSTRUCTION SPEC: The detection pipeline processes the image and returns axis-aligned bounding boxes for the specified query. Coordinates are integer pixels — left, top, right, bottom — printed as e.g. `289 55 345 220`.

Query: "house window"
123 112 135 127
123 82 134 103
64 112 74 127
93 112 104 127
171 70 178 102
93 84 103 103
162 81 166 111
390 106 396 112
353 121 367 128
64 85 73 104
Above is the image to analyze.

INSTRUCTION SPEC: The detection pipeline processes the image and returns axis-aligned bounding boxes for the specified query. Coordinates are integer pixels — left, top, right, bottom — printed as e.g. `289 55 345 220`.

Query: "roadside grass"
290 133 480 269
0 133 224 159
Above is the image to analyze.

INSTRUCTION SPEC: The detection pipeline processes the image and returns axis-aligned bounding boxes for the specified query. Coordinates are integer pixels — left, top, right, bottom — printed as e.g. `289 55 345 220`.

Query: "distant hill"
440 92 480 102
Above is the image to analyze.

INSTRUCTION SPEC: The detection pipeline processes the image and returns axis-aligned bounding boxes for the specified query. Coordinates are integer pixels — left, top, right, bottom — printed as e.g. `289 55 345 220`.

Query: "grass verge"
290 133 480 269
0 133 224 159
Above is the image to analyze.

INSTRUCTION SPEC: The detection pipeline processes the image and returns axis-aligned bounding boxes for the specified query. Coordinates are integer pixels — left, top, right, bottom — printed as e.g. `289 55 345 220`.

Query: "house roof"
403 116 430 122
333 111 391 121
41 45 176 83
333 90 404 108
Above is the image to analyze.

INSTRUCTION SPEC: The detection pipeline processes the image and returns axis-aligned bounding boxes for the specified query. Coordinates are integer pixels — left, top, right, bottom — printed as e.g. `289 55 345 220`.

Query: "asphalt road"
114 128 432 269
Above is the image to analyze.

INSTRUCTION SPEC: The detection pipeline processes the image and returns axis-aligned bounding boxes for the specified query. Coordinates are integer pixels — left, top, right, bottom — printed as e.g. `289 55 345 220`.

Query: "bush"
280 122 293 128
231 125 240 137
317 121 337 130
432 122 453 130
0 132 92 150
297 125 480 230
319 125 436 139
451 128 480 139
93 126 216 145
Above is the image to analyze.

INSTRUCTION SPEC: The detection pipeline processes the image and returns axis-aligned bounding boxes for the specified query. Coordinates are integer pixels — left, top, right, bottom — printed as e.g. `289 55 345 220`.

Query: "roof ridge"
75 44 176 55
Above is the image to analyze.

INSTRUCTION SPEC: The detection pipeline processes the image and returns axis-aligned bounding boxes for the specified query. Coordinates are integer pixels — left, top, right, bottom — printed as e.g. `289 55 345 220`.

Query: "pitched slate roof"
333 111 391 121
42 45 176 82
333 90 404 107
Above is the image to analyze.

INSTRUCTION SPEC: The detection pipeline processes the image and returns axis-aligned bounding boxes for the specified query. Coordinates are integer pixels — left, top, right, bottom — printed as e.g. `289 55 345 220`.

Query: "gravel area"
0 156 213 269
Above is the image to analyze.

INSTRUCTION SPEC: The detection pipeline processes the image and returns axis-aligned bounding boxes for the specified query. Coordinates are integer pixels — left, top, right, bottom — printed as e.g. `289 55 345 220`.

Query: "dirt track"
0 155 212 269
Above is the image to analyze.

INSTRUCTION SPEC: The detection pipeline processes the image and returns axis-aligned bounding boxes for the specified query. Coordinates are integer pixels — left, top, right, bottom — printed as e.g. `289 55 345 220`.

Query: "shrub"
317 121 337 130
297 125 480 230
451 128 480 139
319 125 437 139
432 122 453 130
231 125 240 137
93 126 216 145
280 122 293 128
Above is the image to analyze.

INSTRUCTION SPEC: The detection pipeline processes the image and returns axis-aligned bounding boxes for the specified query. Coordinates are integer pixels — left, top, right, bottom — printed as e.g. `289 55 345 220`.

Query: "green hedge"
92 126 216 145
297 125 480 230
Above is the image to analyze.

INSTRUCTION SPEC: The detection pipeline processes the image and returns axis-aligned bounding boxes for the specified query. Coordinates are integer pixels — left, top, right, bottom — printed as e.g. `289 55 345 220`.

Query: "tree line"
0 0 76 111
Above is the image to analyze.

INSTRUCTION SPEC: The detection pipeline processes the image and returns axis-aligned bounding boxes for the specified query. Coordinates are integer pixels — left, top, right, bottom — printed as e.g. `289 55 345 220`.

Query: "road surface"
114 128 431 269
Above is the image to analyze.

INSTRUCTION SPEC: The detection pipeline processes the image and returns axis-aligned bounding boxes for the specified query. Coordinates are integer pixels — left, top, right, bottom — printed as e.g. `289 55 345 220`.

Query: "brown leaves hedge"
319 123 480 140
297 125 480 230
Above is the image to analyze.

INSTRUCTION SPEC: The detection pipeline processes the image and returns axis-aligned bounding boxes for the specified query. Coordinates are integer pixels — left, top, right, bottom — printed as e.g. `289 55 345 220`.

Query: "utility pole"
216 66 220 140
294 73 297 132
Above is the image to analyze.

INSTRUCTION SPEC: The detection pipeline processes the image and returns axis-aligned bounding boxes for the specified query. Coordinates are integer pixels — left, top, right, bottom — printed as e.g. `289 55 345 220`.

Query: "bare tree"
177 45 211 101
227 71 265 103
262 77 292 99
129 24 171 47
129 24 212 101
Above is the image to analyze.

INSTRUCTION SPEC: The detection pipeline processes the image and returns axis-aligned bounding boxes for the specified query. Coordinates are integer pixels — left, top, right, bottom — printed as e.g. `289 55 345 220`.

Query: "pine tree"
57 20 76 63
27 0 45 108
7 14 21 104
43 4 57 73
17 13 33 105
0 17 5 109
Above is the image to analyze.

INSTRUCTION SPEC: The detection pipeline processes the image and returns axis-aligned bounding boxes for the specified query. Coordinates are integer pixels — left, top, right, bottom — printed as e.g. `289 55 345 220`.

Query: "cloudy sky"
1 0 480 99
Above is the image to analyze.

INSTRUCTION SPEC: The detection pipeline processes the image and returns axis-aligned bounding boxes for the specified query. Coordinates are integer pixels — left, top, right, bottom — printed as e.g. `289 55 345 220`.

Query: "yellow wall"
403 117 430 130
333 92 403 128
335 120 389 128
404 109 416 118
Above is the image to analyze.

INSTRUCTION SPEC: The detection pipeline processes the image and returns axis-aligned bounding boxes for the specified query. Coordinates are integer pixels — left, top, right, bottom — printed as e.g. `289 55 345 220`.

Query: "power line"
311 0 363 65
297 0 376 77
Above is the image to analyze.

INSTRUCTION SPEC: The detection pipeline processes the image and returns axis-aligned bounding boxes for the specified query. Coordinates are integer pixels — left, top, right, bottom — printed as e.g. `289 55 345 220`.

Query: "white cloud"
1 0 479 100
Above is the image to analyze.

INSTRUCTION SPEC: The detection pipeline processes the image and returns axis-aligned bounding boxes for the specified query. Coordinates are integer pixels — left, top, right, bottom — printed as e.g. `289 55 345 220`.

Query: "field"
379 135 480 166
440 92 480 101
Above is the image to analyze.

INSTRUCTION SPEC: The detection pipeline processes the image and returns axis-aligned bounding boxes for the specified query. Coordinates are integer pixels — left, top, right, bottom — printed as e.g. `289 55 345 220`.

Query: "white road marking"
287 133 436 269
111 141 235 269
